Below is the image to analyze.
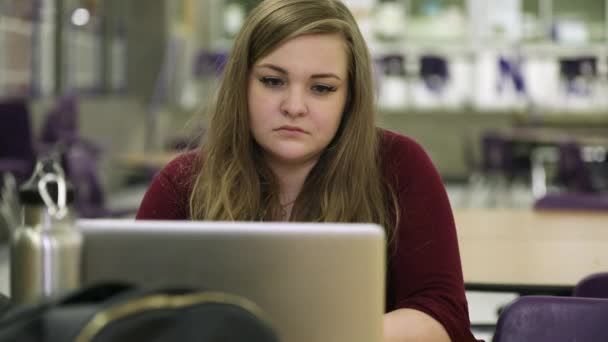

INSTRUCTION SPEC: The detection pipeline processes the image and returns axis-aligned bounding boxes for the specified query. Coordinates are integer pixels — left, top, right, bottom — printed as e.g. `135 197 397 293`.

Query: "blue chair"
492 296 608 342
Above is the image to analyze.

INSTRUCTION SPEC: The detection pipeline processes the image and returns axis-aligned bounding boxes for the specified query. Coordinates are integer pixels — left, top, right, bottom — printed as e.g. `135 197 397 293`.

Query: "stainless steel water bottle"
9 159 81 304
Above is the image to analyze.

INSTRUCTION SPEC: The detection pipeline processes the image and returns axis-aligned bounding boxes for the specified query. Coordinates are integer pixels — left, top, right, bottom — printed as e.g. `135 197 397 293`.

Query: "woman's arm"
381 131 477 342
384 308 451 342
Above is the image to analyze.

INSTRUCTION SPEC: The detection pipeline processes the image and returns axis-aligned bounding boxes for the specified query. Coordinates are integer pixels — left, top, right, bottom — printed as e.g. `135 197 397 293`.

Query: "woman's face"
248 33 348 169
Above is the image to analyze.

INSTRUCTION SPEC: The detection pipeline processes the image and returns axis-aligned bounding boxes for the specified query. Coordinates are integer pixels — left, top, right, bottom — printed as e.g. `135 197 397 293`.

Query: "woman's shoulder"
378 129 439 184
136 150 201 220
158 150 202 186
164 150 200 172
379 129 426 159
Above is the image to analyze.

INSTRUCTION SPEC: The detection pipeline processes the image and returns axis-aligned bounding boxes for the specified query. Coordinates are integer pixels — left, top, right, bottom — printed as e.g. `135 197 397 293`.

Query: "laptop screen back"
78 219 385 342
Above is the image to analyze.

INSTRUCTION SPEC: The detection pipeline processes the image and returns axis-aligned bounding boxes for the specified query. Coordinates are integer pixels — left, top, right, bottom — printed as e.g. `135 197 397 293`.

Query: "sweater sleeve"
136 151 198 220
382 131 477 342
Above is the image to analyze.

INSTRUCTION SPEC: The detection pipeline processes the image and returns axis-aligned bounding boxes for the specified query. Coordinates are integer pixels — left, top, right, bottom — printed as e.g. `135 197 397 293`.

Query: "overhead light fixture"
71 8 90 26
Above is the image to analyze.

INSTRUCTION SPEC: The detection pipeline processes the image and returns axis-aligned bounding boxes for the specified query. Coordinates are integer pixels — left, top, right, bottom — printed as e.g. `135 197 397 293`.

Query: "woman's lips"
276 126 307 134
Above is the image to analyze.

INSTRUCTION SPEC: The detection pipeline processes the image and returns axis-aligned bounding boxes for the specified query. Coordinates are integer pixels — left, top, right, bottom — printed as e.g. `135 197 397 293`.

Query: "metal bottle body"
10 206 81 304
9 159 81 305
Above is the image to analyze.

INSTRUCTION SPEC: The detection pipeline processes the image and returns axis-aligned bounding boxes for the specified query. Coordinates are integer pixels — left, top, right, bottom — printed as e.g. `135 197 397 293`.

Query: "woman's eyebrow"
257 63 342 80
310 73 341 80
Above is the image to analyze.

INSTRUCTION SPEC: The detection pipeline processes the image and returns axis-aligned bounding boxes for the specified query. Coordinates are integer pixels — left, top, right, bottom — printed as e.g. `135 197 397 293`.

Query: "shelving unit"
0 0 128 98
3 0 605 179
189 0 608 178
0 2 35 97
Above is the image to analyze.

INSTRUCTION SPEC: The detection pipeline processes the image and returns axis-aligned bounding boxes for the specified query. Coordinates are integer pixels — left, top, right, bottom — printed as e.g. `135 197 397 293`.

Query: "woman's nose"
280 87 308 116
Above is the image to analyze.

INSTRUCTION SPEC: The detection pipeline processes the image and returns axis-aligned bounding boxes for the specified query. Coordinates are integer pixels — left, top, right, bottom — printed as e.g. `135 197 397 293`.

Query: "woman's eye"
260 77 284 87
311 84 337 94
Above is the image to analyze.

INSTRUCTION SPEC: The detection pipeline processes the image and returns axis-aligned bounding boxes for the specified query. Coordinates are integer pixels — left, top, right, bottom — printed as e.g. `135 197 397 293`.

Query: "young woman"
137 0 477 341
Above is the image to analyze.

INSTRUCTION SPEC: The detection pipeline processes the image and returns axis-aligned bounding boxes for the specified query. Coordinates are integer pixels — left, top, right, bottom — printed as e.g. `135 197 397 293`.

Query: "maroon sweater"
137 130 477 341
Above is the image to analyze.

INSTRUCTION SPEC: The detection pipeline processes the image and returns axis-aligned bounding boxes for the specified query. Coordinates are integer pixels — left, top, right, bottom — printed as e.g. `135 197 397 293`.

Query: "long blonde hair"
190 0 398 243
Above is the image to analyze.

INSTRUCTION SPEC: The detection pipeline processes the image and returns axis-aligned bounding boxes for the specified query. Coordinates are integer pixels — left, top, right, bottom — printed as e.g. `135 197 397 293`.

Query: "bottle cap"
19 159 75 206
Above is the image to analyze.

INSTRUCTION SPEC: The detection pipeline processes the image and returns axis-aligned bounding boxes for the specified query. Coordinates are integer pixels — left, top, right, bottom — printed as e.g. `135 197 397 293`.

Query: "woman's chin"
266 149 320 166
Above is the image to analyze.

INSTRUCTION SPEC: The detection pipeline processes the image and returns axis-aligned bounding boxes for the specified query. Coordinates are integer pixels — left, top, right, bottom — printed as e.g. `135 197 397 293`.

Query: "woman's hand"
384 308 451 342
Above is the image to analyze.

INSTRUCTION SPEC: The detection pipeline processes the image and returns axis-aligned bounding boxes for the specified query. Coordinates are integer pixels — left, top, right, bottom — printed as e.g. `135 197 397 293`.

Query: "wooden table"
454 209 608 294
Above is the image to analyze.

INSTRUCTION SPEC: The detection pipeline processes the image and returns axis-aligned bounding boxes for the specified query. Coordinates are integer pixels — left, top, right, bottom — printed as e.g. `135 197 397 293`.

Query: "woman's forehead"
253 34 348 77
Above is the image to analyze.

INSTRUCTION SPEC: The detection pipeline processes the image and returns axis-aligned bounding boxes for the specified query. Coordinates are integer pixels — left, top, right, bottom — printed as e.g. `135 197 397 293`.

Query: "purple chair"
534 192 608 211
573 273 608 298
533 141 607 211
480 132 530 183
492 296 608 342
64 143 134 218
40 94 79 146
0 99 36 183
64 143 106 218
555 141 595 193
38 93 102 179
193 51 228 78
463 132 522 207
481 133 513 176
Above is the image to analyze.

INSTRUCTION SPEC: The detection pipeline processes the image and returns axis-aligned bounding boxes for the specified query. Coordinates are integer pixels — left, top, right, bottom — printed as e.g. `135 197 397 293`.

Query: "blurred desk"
455 209 608 295
117 152 181 169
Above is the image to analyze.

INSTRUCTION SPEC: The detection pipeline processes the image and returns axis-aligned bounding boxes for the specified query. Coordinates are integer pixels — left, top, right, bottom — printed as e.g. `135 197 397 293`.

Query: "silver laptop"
78 220 385 342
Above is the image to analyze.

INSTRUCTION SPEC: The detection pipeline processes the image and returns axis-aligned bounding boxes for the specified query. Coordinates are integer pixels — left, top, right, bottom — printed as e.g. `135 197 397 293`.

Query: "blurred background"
1 0 608 340
2 0 607 212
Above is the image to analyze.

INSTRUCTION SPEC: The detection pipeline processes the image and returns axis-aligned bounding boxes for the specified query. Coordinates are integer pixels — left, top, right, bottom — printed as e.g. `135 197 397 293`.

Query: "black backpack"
0 283 279 342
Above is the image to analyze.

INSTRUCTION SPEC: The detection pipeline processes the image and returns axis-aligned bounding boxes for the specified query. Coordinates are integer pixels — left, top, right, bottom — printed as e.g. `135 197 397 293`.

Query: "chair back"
481 132 513 175
0 99 36 182
40 93 79 145
534 192 608 211
194 50 228 77
556 141 594 192
64 143 106 218
573 272 608 298
493 296 608 342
